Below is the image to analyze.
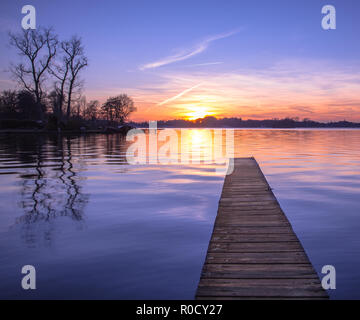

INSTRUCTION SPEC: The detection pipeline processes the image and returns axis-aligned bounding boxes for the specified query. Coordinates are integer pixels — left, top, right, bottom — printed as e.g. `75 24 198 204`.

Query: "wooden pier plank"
200 264 319 279
195 157 328 300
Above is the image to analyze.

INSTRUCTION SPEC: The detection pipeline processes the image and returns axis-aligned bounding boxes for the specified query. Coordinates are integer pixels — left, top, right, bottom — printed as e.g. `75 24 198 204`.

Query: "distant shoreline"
130 117 360 129
2 127 360 134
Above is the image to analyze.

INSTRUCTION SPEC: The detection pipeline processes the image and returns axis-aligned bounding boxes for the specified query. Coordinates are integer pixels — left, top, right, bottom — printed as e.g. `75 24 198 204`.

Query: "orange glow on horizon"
181 106 217 120
88 65 360 123
126 98 360 123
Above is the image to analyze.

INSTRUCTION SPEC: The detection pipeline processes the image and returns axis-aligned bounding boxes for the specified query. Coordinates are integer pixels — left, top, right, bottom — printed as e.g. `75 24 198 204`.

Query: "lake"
0 129 359 299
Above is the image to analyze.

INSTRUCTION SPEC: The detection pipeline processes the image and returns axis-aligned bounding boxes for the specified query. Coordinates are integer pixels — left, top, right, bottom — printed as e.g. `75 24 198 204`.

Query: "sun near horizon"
181 106 217 121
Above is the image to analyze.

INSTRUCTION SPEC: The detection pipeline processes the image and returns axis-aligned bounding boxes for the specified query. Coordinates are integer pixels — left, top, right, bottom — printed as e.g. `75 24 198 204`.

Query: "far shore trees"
84 100 100 121
0 90 38 120
101 95 137 126
0 90 17 115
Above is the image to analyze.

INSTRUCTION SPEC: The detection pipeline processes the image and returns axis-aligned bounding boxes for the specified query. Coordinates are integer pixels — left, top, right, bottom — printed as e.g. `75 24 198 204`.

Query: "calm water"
0 129 359 299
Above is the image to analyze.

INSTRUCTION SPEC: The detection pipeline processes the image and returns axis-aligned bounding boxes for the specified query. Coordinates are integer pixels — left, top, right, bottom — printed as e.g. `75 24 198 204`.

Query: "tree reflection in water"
1 133 132 246
9 135 89 246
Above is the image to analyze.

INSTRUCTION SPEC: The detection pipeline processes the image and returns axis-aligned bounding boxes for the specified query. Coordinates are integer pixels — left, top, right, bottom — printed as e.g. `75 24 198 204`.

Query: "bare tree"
61 37 88 121
84 100 100 121
9 27 58 119
102 94 136 125
48 54 69 120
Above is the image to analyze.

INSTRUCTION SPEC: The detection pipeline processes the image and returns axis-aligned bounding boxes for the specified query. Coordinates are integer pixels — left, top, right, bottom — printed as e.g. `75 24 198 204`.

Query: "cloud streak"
140 30 239 70
158 83 202 106
184 61 224 67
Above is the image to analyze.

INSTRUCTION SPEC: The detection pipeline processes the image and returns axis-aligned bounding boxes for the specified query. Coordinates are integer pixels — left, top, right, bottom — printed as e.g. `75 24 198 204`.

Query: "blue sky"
1 0 360 121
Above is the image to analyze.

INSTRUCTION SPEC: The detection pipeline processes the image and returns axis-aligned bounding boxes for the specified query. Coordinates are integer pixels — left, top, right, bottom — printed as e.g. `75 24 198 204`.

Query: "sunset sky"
1 0 360 121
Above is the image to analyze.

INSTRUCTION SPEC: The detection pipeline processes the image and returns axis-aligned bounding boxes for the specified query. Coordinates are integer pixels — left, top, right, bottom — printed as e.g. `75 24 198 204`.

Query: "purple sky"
1 0 360 121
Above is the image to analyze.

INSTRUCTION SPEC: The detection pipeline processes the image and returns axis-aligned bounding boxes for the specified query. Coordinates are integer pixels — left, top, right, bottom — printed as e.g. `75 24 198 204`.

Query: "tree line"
0 27 136 130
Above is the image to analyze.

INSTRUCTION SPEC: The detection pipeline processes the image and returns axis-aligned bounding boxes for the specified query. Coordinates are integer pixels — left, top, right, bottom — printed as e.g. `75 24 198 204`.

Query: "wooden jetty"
196 157 328 300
